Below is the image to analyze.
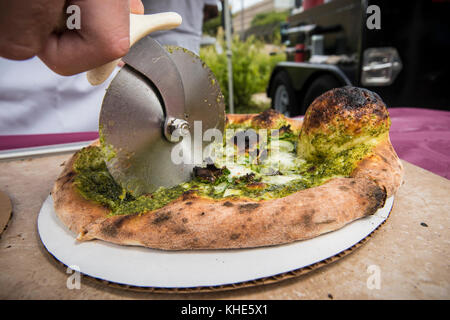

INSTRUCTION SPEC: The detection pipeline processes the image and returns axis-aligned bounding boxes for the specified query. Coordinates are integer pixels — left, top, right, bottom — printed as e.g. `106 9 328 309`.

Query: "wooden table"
0 152 448 299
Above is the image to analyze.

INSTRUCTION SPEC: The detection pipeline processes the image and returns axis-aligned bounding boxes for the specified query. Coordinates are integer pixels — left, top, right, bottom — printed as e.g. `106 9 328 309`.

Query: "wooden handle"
87 12 182 86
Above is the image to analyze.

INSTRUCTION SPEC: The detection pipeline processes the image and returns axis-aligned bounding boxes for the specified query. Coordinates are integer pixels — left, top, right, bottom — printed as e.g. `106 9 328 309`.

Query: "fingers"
0 0 143 75
130 0 145 14
38 0 130 75
0 0 65 60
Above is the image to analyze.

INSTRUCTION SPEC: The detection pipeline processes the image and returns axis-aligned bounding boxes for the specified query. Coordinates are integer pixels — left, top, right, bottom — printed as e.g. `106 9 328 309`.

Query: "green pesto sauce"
74 119 385 215
98 125 117 162
73 147 188 215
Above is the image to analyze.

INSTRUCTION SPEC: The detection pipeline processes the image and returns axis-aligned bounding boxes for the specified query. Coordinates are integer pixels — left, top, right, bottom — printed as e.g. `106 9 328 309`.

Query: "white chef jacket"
0 57 115 136
142 0 218 54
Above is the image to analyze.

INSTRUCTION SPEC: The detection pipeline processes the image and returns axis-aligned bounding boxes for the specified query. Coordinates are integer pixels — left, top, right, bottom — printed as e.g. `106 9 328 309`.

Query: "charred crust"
302 213 313 228
58 171 76 187
173 226 187 234
100 214 135 238
152 211 171 224
374 185 387 207
100 224 118 238
64 171 75 179
238 203 260 213
303 86 389 132
252 109 282 128
316 219 337 225
223 201 234 207
182 190 196 200
364 184 387 216
230 233 241 240
379 155 389 164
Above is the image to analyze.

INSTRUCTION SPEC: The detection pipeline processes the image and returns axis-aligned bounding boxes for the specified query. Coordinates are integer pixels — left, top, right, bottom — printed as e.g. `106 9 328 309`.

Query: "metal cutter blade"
99 37 225 196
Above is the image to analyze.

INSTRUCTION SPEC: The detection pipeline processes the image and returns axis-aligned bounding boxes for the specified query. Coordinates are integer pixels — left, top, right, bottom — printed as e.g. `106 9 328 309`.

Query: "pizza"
52 86 403 250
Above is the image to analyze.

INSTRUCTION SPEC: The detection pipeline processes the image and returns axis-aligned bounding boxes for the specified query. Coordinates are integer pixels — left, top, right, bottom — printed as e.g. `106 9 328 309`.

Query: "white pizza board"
38 195 393 289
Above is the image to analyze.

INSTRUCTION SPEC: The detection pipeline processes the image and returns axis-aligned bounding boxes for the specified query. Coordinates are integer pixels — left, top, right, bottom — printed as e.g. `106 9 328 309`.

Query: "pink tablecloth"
1 108 449 179
388 108 450 179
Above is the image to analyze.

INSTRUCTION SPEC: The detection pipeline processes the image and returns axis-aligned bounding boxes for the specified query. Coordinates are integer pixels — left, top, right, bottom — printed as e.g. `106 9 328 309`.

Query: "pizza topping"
98 125 117 162
73 147 190 216
225 163 254 178
193 164 228 184
73 91 391 216
260 167 282 176
234 173 256 184
278 124 292 135
261 175 302 185
223 188 243 197
246 182 266 189
231 129 260 153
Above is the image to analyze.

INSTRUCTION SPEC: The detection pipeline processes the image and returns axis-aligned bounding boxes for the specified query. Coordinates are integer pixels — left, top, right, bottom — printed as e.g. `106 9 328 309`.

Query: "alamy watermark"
66 265 81 290
66 5 81 30
169 123 283 170
366 5 381 30
366 264 381 290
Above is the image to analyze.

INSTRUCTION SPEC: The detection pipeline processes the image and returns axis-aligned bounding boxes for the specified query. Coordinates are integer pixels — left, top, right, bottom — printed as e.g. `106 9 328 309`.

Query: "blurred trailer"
268 0 450 115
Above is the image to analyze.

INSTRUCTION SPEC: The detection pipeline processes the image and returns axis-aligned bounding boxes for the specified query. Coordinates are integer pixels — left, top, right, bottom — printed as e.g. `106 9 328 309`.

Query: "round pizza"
52 86 404 250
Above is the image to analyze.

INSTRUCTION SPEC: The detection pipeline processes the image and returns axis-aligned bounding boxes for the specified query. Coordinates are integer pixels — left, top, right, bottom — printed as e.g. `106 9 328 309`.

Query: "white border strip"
0 141 93 160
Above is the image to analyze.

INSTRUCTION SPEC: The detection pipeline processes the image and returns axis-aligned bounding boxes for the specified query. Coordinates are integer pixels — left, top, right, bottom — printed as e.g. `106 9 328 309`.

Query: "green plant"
200 30 285 113
202 15 221 36
251 10 289 27
249 10 289 41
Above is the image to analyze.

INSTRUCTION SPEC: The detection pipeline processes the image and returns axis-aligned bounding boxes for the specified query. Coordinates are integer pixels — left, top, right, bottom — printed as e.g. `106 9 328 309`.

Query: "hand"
0 0 144 76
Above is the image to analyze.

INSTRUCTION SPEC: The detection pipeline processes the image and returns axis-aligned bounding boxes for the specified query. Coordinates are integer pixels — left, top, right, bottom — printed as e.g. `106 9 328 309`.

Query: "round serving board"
38 195 393 292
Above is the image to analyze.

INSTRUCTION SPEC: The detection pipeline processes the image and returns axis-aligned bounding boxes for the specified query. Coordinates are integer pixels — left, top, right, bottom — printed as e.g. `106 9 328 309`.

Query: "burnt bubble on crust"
297 86 391 162
363 183 387 216
238 203 260 213
251 108 284 128
152 211 172 225
223 201 234 207
302 86 390 134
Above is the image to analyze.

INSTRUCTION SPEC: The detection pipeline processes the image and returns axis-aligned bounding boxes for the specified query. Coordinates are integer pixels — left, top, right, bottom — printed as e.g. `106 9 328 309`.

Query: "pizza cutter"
97 13 225 196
